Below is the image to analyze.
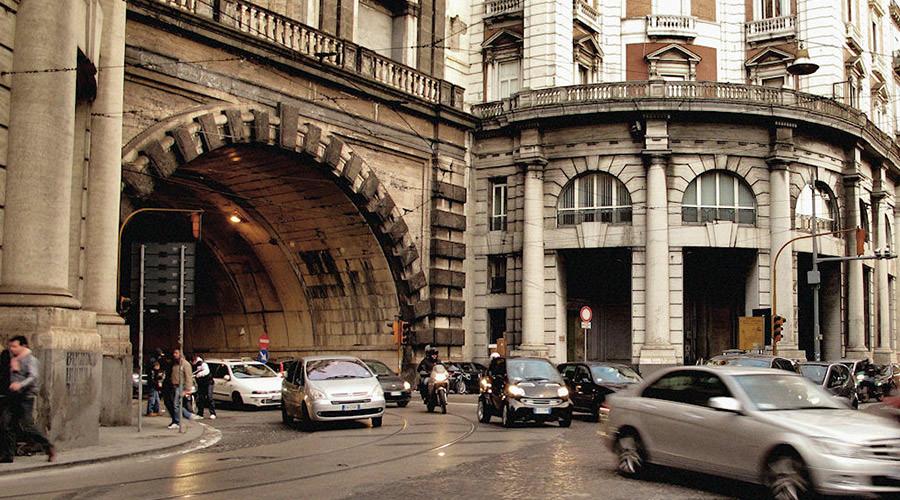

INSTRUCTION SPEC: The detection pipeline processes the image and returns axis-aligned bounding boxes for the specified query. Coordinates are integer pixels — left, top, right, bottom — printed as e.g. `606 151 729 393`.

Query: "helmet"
490 352 501 359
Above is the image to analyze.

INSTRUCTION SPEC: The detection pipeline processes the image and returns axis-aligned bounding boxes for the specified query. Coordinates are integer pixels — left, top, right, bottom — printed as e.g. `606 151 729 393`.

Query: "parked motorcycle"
856 365 886 403
448 365 471 394
420 364 449 414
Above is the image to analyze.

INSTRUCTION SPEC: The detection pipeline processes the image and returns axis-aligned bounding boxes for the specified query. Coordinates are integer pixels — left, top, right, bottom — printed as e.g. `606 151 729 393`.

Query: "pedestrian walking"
192 354 216 419
163 349 194 429
0 336 56 463
146 360 164 416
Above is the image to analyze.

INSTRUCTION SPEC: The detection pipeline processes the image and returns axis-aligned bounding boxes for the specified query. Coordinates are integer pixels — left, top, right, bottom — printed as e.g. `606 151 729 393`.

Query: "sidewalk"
0 409 215 476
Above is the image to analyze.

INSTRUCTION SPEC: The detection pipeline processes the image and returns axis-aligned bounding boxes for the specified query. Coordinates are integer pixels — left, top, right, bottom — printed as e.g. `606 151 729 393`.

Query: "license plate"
341 404 361 411
534 407 551 415
390 391 401 396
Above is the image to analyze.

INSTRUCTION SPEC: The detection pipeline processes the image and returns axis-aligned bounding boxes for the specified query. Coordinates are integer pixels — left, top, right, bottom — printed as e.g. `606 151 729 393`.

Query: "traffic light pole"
137 244 145 433
811 183 821 362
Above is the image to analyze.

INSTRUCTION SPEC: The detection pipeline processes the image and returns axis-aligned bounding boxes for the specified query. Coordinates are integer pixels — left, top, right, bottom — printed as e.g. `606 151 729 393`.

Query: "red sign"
258 333 270 350
579 306 593 323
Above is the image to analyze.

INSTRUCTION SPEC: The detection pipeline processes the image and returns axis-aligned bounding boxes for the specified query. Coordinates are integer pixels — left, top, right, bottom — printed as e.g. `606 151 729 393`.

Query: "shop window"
488 308 507 344
682 171 756 224
557 172 632 226
488 255 507 294
796 183 838 232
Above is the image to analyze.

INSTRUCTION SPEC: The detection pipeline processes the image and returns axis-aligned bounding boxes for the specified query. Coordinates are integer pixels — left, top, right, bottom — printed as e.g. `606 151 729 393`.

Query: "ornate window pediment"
483 30 523 100
745 48 795 88
645 44 701 80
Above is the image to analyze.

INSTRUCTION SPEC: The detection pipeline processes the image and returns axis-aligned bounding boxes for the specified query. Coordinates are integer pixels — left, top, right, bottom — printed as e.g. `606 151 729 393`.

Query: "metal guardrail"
145 0 464 110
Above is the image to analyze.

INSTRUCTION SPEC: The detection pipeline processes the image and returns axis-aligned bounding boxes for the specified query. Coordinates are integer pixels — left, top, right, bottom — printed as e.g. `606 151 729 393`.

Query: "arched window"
557 172 632 226
681 171 756 224
796 183 838 232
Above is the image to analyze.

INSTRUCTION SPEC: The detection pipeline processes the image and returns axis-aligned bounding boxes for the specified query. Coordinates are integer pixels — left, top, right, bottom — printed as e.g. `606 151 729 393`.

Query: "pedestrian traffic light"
191 212 203 240
773 315 785 342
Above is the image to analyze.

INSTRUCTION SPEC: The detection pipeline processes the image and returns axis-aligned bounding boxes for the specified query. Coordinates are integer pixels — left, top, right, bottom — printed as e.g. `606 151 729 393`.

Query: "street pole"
178 244 186 434
811 183 822 361
137 244 145 432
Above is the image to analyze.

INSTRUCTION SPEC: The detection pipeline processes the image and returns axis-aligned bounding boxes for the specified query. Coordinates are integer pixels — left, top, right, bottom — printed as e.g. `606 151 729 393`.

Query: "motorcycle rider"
416 345 442 401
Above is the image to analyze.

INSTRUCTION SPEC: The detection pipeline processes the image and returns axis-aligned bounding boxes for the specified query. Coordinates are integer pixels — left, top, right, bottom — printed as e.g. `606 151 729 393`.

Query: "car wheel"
615 431 647 478
281 403 292 425
298 403 315 432
397 401 409 408
231 392 244 407
477 398 491 423
456 379 467 395
765 452 812 500
502 402 515 428
371 416 383 428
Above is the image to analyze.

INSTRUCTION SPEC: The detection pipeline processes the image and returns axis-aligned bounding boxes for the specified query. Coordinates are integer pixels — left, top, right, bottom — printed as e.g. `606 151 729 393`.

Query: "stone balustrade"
485 0 524 17
573 0 602 34
146 0 464 110
745 15 796 43
472 80 897 162
646 15 696 38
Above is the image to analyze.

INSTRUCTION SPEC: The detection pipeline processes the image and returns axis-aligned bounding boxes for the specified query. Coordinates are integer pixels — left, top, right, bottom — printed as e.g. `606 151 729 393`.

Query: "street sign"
257 350 269 363
581 321 592 329
738 316 764 351
258 332 270 350
579 306 593 323
130 242 195 308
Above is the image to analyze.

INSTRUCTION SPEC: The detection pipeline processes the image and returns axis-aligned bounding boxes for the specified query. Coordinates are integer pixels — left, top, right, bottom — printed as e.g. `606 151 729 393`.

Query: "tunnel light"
229 212 243 224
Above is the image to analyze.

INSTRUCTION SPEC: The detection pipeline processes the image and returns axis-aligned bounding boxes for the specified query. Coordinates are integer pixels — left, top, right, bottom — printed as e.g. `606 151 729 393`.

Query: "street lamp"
787 46 819 76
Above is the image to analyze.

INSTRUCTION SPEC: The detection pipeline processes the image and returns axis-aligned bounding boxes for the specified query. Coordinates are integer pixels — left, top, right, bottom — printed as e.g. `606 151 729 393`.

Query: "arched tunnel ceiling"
137 144 402 352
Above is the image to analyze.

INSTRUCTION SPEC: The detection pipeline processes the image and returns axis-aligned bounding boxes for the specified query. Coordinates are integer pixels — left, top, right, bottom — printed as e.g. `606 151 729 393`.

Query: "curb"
0 423 218 477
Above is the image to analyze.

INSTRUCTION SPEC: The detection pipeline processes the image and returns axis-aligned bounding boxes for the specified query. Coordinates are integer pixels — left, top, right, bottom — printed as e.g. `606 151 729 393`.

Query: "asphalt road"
0 396 893 500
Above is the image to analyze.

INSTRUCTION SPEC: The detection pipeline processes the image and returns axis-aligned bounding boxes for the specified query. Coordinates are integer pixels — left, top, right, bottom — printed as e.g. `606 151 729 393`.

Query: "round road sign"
579 306 593 323
258 333 270 350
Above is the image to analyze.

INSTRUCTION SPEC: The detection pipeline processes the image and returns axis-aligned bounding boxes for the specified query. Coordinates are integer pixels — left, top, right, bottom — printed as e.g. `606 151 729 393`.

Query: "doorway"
683 248 756 364
562 248 632 363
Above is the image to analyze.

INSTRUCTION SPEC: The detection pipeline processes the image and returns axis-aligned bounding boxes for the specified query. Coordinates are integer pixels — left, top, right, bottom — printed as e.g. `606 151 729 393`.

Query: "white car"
604 366 900 499
281 355 386 430
206 359 283 408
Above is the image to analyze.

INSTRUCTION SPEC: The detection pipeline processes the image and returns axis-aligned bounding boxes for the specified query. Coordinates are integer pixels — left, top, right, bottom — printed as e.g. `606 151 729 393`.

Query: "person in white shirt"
191 355 216 419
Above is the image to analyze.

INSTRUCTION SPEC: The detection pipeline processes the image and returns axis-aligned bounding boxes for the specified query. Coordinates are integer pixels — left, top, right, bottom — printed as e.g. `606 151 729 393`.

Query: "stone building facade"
463 0 900 370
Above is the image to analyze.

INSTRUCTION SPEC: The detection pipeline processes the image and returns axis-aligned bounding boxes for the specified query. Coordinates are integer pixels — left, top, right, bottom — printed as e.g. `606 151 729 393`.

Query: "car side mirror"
223 375 231 382
708 396 742 413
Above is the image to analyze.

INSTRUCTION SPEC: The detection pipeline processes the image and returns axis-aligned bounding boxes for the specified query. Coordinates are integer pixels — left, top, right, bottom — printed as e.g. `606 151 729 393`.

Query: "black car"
447 361 487 394
707 354 798 372
558 362 642 421
363 359 412 407
477 357 572 428
798 361 858 408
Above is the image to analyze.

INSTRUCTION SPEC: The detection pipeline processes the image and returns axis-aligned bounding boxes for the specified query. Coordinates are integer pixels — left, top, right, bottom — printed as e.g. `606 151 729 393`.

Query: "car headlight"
857 374 865 381
811 437 863 458
557 387 569 398
308 388 328 401
371 385 384 397
403 381 411 390
434 372 449 383
507 384 525 397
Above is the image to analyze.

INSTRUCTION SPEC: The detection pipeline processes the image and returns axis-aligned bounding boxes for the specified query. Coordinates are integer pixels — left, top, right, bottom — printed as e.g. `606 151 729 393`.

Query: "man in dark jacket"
0 336 55 463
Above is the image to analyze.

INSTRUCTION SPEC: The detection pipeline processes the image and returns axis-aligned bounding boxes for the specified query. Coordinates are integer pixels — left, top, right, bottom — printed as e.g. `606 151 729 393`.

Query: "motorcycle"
448 365 471 394
420 364 449 414
856 367 885 403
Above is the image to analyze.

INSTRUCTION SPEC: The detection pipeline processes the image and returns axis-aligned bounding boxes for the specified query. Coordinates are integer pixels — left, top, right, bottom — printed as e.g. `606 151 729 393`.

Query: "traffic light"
191 212 203 240
773 315 785 343
391 319 410 345
402 321 412 345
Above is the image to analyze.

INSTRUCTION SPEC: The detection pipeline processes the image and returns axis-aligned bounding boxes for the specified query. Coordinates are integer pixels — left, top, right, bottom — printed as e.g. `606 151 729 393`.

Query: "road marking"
153 423 223 459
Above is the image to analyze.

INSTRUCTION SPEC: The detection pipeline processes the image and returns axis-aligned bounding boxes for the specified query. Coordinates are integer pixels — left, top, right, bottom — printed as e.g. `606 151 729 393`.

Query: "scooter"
856 368 885 403
420 364 449 414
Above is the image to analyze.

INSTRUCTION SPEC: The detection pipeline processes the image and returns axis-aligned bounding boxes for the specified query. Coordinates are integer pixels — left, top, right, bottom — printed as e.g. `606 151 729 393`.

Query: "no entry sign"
579 306 593 323
258 332 270 350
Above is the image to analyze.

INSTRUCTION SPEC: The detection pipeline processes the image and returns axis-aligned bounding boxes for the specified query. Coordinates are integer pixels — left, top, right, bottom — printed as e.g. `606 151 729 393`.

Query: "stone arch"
545 155 642 205
120 103 428 329
680 169 758 225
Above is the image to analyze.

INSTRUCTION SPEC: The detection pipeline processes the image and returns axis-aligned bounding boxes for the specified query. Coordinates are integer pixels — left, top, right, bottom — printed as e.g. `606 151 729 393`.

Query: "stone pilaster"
523 0 574 89
844 153 868 358
85 0 131 426
514 128 548 357
873 173 892 363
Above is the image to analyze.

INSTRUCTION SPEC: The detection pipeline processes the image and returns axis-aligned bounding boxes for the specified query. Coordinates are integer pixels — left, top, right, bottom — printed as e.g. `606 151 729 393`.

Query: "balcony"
745 15 796 44
646 15 696 39
138 0 465 110
846 22 864 54
573 0 602 35
484 0 523 18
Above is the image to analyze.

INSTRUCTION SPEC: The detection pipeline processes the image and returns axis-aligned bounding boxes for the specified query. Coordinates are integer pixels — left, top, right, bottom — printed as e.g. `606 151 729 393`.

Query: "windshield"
307 359 373 381
365 360 395 377
798 365 827 385
507 359 564 383
231 363 278 379
591 365 642 384
708 357 770 368
733 374 844 411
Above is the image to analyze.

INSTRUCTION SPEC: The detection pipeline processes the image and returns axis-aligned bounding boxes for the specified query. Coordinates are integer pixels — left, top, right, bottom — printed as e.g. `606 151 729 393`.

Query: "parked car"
707 353 798 372
363 359 411 407
477 357 572 428
558 362 642 421
798 361 858 408
605 366 900 499
206 359 283 408
131 372 148 397
281 356 385 430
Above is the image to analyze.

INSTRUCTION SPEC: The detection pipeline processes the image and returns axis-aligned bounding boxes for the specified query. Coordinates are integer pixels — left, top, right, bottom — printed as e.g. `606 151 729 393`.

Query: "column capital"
641 149 671 167
842 170 863 187
514 145 547 172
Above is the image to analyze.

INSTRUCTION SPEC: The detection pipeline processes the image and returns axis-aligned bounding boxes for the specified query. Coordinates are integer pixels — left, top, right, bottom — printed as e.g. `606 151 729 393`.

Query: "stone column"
874 190 892 362
519 162 546 353
0 0 102 447
0 0 80 307
768 163 797 352
85 0 131 425
844 171 868 357
638 151 676 370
